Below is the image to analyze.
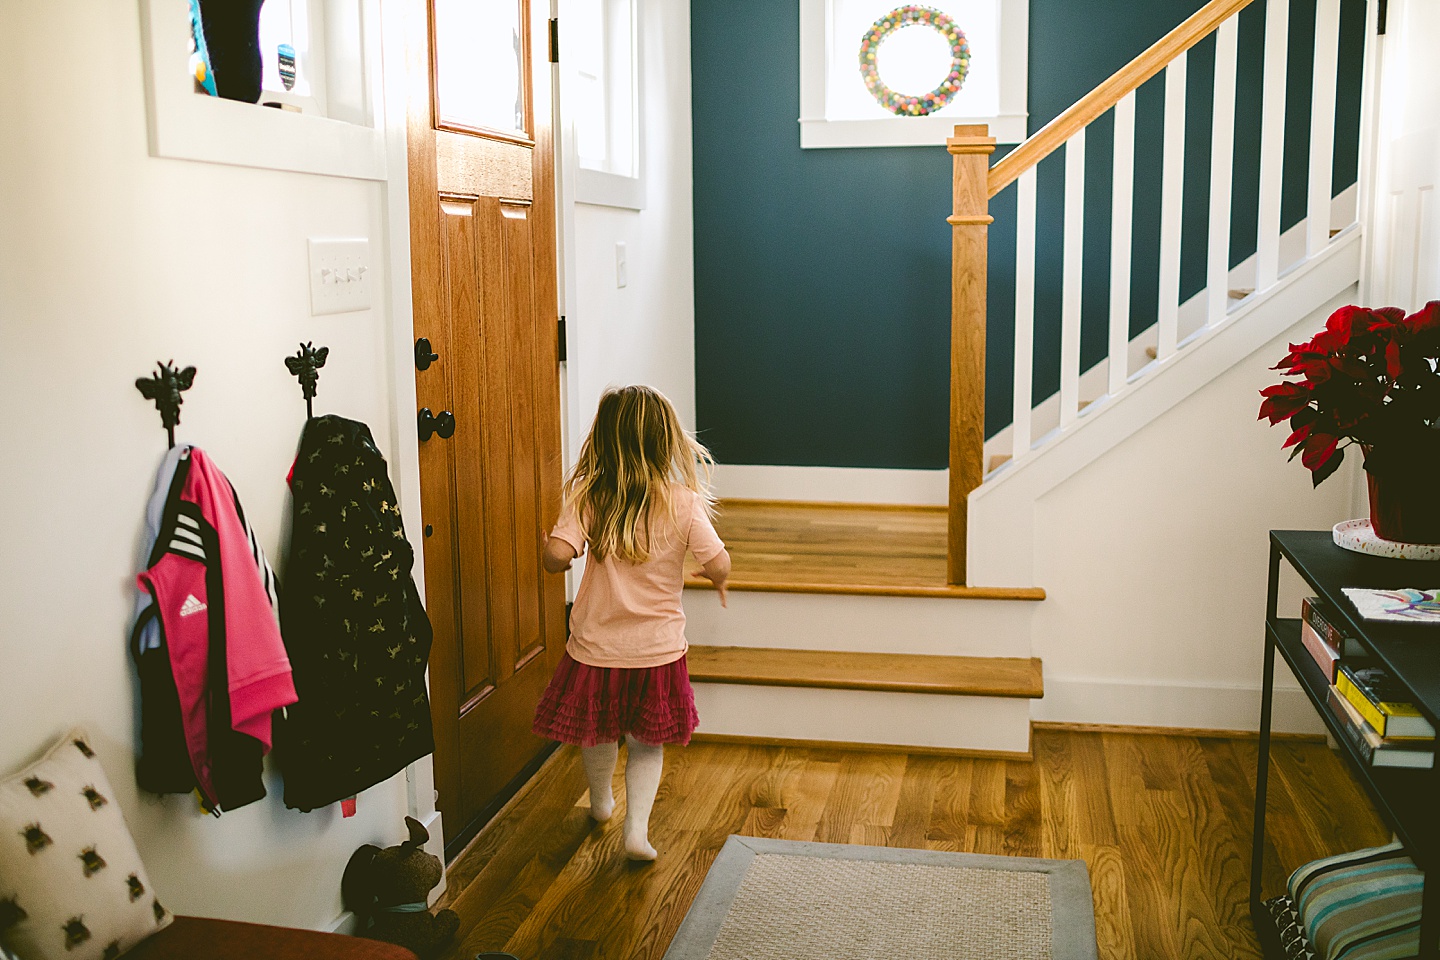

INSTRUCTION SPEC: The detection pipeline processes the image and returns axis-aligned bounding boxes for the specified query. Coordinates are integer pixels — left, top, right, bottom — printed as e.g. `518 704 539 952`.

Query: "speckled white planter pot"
1333 518 1440 561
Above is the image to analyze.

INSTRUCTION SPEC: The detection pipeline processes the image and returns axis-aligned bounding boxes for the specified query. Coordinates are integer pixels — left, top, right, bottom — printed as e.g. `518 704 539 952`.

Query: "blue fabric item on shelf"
1287 841 1425 960
188 0 217 96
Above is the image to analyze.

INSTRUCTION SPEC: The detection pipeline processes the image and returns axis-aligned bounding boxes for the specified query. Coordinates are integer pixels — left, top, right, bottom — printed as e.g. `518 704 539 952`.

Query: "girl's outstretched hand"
541 530 577 574
692 549 732 608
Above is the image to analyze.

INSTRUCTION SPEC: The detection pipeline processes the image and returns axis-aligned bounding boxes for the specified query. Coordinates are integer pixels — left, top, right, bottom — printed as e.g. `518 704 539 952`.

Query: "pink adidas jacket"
136 447 297 808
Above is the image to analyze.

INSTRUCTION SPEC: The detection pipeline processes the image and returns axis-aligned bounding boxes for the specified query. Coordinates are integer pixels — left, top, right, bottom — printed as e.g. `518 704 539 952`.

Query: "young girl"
533 385 731 861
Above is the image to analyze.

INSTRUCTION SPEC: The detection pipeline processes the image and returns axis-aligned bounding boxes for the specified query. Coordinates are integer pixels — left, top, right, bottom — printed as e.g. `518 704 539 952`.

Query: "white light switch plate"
615 241 628 288
308 238 372 315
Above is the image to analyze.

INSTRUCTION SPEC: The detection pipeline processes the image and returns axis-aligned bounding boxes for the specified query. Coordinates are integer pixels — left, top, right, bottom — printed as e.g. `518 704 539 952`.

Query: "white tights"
580 736 664 861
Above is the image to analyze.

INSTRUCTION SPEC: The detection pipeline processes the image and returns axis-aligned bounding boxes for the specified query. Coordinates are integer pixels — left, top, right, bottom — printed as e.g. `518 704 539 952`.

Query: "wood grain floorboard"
688 501 948 590
439 732 1388 960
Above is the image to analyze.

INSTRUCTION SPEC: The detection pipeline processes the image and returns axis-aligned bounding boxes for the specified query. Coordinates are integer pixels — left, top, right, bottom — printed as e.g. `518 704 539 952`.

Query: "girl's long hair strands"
564 386 714 564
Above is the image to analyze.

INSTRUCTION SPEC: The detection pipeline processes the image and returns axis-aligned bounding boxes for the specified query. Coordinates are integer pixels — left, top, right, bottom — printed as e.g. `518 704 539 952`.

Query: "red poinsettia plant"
1259 301 1440 486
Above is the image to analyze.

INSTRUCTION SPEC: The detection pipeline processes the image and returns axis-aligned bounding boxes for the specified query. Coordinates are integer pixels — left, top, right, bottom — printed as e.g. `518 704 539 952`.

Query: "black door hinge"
1377 0 1388 35
557 316 567 362
548 18 559 63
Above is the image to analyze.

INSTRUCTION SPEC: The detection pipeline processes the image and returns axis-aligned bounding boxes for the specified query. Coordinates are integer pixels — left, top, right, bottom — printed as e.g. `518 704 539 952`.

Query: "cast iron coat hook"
135 360 197 449
285 342 329 419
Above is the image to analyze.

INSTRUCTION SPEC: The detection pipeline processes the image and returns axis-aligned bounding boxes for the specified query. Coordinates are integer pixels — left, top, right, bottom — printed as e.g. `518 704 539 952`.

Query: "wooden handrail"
987 0 1258 198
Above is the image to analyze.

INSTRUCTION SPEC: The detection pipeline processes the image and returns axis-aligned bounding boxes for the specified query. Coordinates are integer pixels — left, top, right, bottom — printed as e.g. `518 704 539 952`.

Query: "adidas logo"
179 595 207 618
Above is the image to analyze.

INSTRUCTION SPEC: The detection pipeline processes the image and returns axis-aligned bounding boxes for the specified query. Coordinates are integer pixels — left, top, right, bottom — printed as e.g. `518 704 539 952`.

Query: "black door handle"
414 337 440 371
417 407 456 441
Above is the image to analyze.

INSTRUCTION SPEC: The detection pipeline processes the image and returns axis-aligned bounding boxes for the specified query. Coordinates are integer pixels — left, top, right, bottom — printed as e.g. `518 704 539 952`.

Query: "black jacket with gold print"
277 415 435 812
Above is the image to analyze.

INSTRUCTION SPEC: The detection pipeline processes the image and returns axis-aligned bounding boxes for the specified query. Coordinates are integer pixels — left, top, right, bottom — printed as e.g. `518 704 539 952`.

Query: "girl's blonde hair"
564 385 715 564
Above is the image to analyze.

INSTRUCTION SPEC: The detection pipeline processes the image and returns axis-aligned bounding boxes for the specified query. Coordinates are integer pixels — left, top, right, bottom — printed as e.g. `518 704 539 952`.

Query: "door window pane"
434 0 529 138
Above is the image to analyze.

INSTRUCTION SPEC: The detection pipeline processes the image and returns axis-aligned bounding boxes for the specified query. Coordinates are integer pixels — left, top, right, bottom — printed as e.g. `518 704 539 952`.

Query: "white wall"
1365 0 1440 312
562 0 696 458
1028 304 1360 733
1347 0 1440 569
0 0 423 930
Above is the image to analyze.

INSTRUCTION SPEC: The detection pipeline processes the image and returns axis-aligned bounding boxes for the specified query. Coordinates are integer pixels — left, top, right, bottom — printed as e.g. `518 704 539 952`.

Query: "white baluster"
1207 16 1239 328
1257 0 1290 288
1011 167 1038 463
1308 0 1342 256
1060 128 1085 430
1354 0 1384 303
1157 53 1187 361
1109 92 1136 396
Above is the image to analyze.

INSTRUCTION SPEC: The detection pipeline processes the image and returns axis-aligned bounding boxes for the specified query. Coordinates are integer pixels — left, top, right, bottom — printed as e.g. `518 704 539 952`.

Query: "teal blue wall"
691 0 1367 469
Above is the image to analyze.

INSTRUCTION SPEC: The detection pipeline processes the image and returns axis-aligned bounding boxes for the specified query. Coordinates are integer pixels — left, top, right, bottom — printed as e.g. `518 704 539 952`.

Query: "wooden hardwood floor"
437 731 1388 960
682 499 1045 598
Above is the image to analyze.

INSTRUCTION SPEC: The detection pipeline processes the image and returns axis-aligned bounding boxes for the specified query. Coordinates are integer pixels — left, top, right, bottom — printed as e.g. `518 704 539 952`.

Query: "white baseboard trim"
419 809 446 905
1033 675 1327 735
711 464 948 505
327 911 359 935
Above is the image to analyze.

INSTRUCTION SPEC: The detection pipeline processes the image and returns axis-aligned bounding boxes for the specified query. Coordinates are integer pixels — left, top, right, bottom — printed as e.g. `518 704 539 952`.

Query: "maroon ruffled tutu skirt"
533 652 699 747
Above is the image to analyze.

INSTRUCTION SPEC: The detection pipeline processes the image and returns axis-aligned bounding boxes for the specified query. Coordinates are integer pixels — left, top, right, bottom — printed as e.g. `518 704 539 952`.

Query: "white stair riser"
692 682 1033 754
683 590 1034 659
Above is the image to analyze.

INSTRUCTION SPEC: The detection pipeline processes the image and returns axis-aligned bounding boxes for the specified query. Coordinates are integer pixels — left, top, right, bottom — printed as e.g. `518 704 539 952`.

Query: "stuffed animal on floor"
342 817 460 959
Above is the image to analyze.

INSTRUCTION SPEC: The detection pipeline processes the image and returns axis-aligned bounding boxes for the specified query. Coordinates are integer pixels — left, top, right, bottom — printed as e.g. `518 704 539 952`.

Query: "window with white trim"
143 0 383 180
567 0 645 209
800 0 1028 148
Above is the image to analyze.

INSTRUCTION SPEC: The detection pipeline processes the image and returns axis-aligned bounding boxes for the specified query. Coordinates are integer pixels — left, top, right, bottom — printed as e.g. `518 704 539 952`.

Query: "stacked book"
1300 597 1436 769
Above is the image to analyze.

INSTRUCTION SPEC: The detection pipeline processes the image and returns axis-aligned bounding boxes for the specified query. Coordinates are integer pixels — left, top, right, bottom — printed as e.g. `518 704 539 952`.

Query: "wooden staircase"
687 646 1042 697
686 0 1372 752
682 500 1043 600
682 500 1044 756
948 0 1365 586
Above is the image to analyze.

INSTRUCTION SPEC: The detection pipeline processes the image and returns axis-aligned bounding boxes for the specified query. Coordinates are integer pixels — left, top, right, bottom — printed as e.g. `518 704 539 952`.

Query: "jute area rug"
662 836 1098 960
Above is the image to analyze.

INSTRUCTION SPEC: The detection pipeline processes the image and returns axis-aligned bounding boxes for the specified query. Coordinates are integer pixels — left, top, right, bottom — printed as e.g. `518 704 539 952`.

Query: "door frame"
375 0 442 875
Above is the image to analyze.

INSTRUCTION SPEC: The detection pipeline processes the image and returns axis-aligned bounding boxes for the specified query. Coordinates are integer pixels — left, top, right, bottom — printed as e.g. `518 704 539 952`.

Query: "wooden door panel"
471 196 521 690
438 198 498 708
499 203 545 671
436 131 532 199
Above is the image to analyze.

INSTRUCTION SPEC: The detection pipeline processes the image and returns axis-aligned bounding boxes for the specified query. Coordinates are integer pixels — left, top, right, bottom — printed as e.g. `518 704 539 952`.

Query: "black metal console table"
1253 530 1440 957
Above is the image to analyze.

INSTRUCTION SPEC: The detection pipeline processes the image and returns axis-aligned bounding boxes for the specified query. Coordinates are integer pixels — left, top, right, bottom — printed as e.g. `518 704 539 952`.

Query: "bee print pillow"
0 729 171 959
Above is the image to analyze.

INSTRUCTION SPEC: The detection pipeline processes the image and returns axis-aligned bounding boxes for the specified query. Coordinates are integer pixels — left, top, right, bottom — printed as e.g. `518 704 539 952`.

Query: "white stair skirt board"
968 231 1363 587
692 682 1034 755
710 464 948 506
682 590 1036 660
1036 676 1327 737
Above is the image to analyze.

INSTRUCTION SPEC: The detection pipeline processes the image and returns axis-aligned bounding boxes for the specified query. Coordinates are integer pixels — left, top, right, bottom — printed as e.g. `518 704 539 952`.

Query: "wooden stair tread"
687 645 1044 698
684 576 1044 600
692 499 1044 600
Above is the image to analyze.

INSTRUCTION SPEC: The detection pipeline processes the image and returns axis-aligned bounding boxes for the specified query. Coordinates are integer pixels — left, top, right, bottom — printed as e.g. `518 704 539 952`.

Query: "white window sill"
575 168 646 210
800 112 1027 149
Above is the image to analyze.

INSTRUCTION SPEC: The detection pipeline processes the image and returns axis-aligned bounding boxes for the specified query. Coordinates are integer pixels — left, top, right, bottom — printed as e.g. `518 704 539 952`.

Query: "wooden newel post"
946 123 995 586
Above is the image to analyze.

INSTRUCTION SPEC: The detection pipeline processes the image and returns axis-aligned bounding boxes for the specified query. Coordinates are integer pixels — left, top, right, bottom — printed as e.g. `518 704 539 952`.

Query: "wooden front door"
405 0 567 850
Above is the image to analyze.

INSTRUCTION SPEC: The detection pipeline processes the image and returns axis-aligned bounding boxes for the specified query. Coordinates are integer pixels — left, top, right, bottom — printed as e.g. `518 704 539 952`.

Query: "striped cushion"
1287 842 1424 960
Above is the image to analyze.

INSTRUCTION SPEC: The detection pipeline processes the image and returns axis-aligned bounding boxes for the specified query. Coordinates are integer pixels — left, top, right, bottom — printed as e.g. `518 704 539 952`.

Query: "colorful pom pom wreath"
858 5 970 117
